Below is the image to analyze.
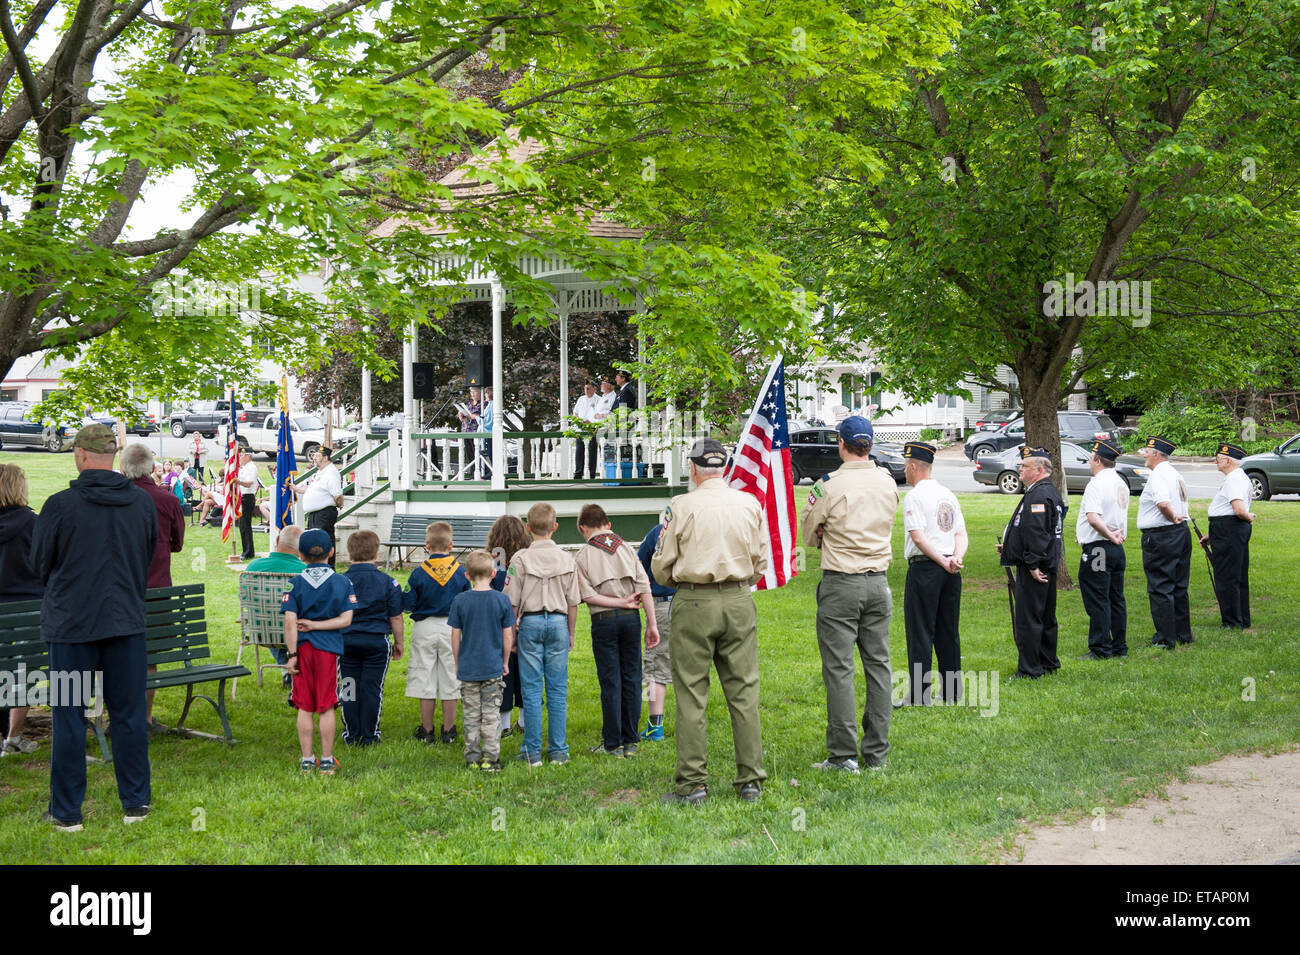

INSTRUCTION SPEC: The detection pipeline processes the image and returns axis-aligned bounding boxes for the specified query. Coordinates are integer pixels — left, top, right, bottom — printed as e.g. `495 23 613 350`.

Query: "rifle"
1189 514 1218 596
997 534 1019 649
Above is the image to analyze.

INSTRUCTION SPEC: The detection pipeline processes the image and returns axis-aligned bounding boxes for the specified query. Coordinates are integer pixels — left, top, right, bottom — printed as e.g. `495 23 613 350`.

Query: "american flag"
220 392 240 544
724 355 797 589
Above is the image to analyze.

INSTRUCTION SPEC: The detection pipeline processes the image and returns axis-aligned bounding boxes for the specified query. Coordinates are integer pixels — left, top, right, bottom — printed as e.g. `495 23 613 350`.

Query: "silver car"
973 441 1151 494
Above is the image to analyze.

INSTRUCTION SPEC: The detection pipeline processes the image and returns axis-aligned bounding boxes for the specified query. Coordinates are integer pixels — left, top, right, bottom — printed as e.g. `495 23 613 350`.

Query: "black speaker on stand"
412 362 435 399
465 345 489 387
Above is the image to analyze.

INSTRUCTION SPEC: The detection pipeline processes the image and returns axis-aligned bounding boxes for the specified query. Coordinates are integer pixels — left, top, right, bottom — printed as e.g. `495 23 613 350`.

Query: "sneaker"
299 756 319 772
319 756 340 776
660 787 708 806
639 722 665 741
517 752 543 768
738 782 762 802
467 759 482 770
41 812 83 832
590 743 624 757
863 758 887 772
3 735 39 755
623 743 638 757
813 757 861 775
482 761 502 773
441 726 458 744
549 752 571 765
123 805 150 824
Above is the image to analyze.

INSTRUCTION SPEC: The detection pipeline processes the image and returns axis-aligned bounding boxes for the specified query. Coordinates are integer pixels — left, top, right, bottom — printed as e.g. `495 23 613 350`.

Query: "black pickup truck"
169 400 276 438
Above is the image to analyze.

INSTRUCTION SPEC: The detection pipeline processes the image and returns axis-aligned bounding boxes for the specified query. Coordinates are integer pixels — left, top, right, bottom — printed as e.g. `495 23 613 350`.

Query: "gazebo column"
400 319 415 495
558 294 570 481
490 275 505 491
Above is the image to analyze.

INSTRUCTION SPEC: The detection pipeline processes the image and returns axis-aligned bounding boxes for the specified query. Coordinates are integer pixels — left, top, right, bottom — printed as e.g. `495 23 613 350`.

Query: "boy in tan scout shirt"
574 504 660 758
503 503 581 765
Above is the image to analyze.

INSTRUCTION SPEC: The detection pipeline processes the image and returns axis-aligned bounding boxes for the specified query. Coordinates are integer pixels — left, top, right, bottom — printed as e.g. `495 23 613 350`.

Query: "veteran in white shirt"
571 381 602 480
1207 442 1255 629
1136 435 1192 648
292 446 343 569
1075 439 1130 659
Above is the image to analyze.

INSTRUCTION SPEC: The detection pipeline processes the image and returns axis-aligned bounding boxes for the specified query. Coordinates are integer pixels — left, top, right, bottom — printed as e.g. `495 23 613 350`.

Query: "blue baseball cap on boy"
298 529 332 560
837 415 874 444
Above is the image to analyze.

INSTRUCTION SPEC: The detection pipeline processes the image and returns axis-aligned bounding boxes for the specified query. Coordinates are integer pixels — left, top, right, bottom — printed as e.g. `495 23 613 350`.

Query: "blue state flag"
274 409 297 531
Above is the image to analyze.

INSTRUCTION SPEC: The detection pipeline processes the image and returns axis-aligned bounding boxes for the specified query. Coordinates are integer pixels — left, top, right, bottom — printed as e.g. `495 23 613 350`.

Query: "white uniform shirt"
594 390 616 418
1137 459 1188 529
1077 466 1130 544
902 478 965 561
572 393 600 423
1208 467 1251 517
301 463 342 514
237 461 258 496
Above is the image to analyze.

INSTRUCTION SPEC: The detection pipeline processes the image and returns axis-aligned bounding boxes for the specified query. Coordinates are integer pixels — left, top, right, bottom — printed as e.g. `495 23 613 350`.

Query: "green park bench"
0 584 249 762
382 514 496 571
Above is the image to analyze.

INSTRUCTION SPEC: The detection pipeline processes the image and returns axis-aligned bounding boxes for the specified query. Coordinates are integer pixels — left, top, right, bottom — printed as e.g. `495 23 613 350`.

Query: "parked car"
1241 433 1300 500
963 410 1120 460
89 411 159 436
369 412 404 433
242 413 329 459
788 427 907 484
170 400 276 438
0 401 78 452
972 409 1023 431
972 441 1150 494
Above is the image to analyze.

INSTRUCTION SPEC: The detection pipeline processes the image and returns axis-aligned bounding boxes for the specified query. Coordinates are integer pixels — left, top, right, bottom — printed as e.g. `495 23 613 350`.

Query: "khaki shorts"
405 617 460 700
642 597 673 684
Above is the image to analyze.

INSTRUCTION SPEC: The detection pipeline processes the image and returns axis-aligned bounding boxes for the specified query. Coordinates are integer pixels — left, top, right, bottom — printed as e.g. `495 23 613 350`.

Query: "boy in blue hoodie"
404 521 469 743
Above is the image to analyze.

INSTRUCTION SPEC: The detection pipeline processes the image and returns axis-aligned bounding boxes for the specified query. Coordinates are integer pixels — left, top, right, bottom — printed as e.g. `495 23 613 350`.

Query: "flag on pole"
724 355 797 589
220 391 241 544
274 379 297 532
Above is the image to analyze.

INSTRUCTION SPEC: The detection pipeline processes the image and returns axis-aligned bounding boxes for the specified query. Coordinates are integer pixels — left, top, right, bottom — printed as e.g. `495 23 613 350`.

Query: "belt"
676 580 747 591
1208 514 1244 523
908 555 951 565
1140 523 1187 534
824 568 888 576
520 610 565 618
591 607 640 619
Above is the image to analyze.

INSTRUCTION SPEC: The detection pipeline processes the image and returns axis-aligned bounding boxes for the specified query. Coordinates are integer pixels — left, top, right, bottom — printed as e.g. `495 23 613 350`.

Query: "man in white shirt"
1207 442 1255 629
898 442 967 707
571 381 601 480
594 379 617 419
1136 435 1192 648
294 446 342 568
235 449 259 560
1076 439 1130 659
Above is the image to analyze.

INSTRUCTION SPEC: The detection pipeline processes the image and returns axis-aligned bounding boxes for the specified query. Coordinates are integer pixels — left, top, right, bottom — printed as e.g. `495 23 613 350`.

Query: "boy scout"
575 504 660 757
1000 447 1066 679
652 438 769 804
503 502 581 765
1136 436 1192 648
801 416 898 773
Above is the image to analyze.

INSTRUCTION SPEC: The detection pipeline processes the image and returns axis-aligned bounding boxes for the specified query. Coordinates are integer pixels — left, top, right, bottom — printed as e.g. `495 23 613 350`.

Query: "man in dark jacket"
613 369 638 412
31 424 157 830
122 443 186 736
999 447 1067 680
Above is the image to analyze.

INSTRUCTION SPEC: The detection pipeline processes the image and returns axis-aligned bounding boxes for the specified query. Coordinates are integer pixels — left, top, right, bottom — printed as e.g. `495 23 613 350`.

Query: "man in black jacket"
31 424 157 830
999 447 1066 680
614 369 638 412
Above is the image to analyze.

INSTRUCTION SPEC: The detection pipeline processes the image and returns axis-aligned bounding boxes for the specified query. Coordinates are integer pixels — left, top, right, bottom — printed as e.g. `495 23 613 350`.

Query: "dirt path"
1012 749 1300 864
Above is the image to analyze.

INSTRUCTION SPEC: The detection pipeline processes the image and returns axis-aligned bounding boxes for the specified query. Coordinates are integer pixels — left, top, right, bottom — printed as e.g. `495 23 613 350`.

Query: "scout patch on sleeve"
281 592 290 603
1030 503 1046 513
663 505 673 524
348 593 358 604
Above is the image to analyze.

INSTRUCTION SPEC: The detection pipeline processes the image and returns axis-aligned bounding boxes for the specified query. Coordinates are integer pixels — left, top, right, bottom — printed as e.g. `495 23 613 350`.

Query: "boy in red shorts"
283 528 357 774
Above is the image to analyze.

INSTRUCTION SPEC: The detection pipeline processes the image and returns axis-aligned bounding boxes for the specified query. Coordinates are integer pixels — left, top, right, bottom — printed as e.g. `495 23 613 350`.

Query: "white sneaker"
812 757 861 775
3 735 38 755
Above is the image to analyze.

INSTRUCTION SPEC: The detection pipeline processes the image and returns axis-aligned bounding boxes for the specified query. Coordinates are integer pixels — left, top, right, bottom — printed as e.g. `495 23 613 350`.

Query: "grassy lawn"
2 448 1296 863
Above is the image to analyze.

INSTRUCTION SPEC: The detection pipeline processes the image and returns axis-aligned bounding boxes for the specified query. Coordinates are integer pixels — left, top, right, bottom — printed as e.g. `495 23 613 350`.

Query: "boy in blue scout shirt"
339 530 404 746
403 521 470 744
449 550 516 772
282 529 357 774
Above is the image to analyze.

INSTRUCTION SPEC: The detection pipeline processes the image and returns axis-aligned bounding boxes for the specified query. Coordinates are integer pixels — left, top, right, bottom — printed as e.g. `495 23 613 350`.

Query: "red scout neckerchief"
587 530 624 554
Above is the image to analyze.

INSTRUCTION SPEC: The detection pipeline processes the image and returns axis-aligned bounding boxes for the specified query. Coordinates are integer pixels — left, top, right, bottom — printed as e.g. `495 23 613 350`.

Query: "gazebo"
333 137 691 545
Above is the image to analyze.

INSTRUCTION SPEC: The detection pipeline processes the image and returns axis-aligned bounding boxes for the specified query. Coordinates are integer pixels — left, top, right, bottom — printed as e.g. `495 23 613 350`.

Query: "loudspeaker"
412 362 435 399
465 345 488 387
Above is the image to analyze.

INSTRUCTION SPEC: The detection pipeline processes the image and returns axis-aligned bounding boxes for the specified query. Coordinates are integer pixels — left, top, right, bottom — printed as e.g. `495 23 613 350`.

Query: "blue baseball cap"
838 415 874 444
298 529 332 559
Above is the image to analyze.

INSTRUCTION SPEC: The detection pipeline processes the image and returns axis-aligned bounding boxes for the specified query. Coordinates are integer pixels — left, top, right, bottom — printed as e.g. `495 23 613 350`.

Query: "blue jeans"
516 612 569 758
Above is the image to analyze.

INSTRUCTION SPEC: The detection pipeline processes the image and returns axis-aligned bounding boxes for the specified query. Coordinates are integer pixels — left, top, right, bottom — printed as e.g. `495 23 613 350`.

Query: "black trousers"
307 506 338 569
499 648 523 713
591 610 643 749
238 492 256 559
1013 566 1059 677
340 634 392 744
1209 516 1252 628
573 437 599 479
1078 540 1127 656
903 558 962 702
1141 524 1193 647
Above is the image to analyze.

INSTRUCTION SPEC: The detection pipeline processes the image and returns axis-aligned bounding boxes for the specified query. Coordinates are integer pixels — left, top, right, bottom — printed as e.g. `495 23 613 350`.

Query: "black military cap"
687 438 728 468
902 442 936 463
1216 443 1245 459
1020 446 1051 460
1091 438 1121 460
1141 435 1176 455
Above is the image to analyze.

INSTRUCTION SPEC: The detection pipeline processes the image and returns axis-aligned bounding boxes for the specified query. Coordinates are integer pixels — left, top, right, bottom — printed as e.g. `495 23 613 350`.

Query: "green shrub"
918 427 943 441
1130 399 1282 456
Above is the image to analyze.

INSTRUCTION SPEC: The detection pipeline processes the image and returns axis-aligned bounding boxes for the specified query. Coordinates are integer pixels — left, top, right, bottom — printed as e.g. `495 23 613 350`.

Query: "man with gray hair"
999 446 1066 679
123 443 186 735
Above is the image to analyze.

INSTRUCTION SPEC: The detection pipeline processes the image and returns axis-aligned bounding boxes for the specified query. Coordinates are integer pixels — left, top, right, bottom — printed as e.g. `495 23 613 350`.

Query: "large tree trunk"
1015 356 1075 590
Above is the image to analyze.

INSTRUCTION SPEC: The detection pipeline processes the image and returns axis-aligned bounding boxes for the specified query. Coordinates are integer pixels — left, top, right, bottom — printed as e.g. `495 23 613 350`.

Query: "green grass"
2 449 1297 862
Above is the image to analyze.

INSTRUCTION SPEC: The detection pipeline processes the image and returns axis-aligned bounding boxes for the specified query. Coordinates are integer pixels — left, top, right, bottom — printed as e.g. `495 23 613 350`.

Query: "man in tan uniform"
801 416 898 773
503 502 581 765
575 503 660 757
652 438 769 804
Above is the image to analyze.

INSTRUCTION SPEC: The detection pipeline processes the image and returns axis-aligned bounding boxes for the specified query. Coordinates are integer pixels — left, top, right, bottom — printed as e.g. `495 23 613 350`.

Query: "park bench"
234 570 297 697
382 514 496 571
0 584 249 762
